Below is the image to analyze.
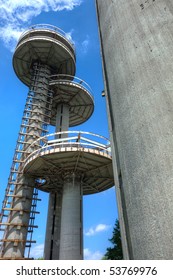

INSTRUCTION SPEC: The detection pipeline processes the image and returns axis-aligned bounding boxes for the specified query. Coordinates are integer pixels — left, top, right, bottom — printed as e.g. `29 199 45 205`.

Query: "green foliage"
101 255 108 260
104 219 123 260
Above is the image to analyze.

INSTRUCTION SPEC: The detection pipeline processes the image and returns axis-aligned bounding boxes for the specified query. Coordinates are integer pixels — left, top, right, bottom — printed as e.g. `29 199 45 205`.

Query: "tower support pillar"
44 102 69 259
1 176 35 258
0 63 52 259
96 0 173 259
44 192 62 260
59 173 83 260
55 103 69 134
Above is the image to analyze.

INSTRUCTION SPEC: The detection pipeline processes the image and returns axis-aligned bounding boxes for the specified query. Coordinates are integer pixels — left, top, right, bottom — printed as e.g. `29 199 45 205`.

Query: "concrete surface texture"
59 173 83 260
1 63 52 258
96 0 173 259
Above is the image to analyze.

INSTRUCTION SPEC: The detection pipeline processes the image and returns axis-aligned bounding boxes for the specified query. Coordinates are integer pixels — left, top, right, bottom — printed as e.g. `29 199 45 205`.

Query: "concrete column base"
1 176 34 258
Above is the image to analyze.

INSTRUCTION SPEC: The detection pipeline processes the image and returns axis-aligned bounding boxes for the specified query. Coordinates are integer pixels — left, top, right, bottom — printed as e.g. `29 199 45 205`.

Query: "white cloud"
95 224 110 232
81 35 90 54
85 223 111 237
30 243 44 259
0 24 25 51
84 248 103 260
0 0 82 50
30 244 104 260
65 29 75 44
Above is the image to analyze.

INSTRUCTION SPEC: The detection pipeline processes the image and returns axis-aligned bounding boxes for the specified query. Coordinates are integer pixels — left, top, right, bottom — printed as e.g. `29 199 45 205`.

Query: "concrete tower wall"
1 64 52 258
96 0 173 259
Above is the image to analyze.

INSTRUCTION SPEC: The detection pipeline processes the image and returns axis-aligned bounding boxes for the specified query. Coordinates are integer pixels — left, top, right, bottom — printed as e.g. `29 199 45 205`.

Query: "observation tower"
0 24 114 260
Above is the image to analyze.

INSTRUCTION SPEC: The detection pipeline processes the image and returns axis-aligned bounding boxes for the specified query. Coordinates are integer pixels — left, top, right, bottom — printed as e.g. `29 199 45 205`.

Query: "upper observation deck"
13 24 76 86
23 131 114 195
49 75 94 127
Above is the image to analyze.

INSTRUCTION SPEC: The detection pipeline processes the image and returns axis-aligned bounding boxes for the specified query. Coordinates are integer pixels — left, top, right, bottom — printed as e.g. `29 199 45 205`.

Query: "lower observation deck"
23 131 114 195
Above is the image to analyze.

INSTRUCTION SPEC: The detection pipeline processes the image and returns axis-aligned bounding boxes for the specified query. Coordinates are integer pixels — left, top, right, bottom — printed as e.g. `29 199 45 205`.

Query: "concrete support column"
44 192 62 259
59 173 83 260
96 0 173 259
0 63 51 259
22 63 52 153
2 176 35 258
55 103 69 136
44 102 70 259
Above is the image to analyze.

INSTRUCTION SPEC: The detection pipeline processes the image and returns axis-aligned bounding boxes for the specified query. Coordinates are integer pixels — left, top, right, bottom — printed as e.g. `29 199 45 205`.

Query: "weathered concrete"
44 103 69 260
1 64 52 258
2 176 34 258
44 192 62 259
102 86 129 259
55 103 69 137
59 173 83 260
96 0 173 259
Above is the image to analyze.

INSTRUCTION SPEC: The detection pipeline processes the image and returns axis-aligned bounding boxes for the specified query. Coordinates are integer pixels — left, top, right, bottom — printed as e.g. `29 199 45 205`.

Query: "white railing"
49 74 94 100
24 131 111 167
18 24 75 50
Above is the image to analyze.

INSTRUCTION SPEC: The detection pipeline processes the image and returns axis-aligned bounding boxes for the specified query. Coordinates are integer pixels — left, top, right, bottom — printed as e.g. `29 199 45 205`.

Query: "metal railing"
18 24 75 51
23 131 111 168
49 74 94 100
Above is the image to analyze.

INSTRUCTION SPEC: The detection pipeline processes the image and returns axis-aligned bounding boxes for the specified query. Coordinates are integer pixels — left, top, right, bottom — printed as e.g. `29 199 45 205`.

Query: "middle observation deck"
49 74 94 126
23 131 114 195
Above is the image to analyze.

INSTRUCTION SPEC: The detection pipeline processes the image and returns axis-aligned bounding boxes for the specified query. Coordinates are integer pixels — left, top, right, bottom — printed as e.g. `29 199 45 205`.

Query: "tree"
104 219 123 260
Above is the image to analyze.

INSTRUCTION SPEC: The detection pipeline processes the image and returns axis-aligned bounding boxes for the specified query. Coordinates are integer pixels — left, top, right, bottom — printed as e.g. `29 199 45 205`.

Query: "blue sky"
0 0 118 260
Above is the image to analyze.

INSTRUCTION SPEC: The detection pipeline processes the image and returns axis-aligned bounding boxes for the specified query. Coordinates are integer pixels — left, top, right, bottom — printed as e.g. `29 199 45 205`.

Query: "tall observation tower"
0 24 114 260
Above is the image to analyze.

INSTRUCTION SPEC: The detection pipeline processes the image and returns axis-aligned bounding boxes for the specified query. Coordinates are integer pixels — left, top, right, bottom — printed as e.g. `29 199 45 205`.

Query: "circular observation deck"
23 131 114 195
49 75 94 126
13 24 76 86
